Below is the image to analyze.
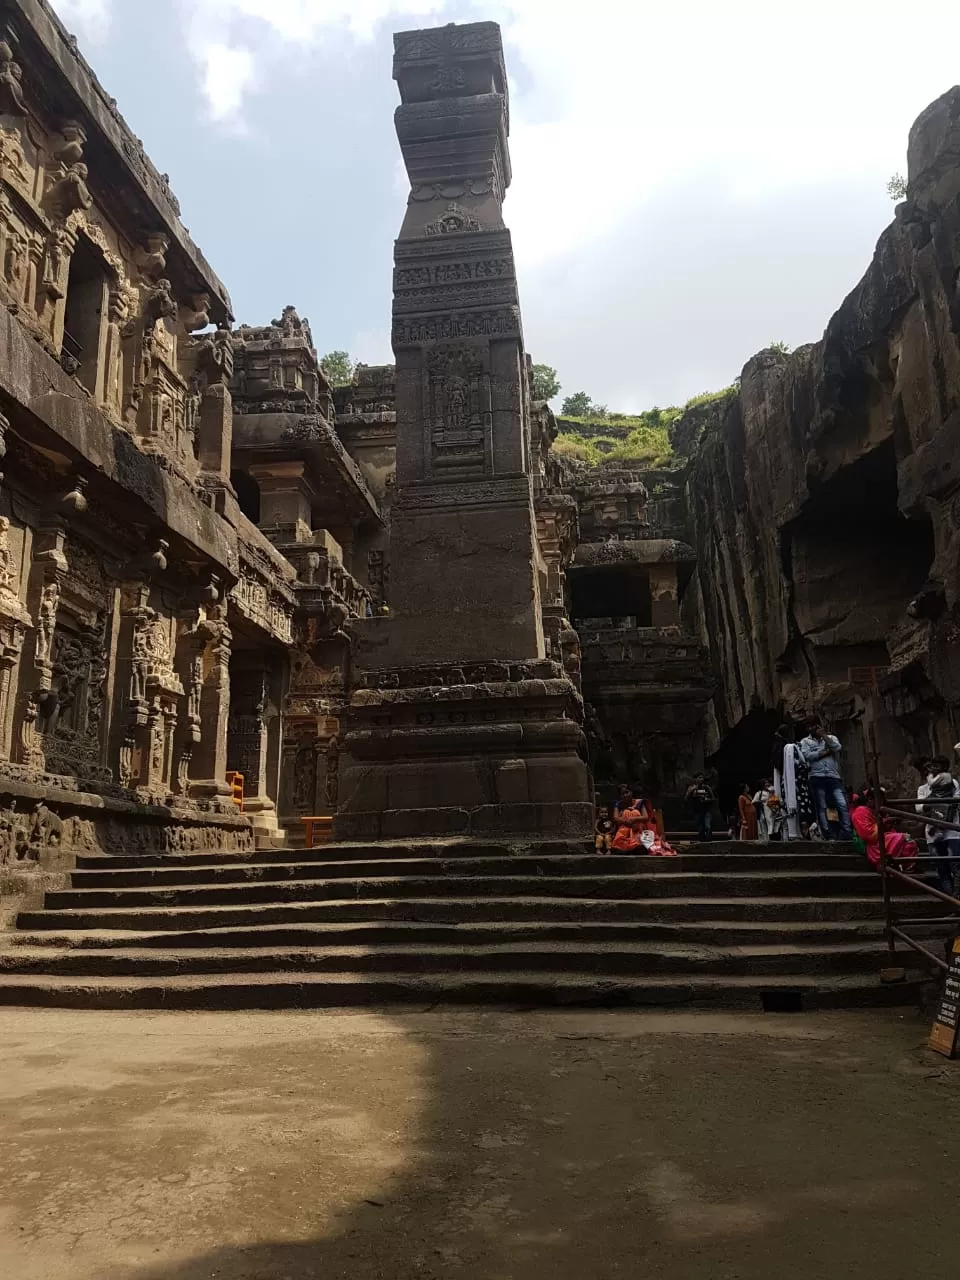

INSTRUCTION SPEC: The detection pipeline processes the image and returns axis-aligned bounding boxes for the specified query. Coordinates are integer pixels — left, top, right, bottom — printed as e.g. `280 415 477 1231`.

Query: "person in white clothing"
916 755 960 896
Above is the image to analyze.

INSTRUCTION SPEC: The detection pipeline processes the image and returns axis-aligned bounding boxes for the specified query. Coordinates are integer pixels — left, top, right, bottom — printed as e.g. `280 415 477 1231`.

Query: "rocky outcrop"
675 87 960 781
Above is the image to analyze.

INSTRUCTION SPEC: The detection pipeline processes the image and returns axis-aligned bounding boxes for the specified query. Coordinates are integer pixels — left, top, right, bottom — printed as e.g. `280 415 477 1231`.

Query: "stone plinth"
336 660 591 840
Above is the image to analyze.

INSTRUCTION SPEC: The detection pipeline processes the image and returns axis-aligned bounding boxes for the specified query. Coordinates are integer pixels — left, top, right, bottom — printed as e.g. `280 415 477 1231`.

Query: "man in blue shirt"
799 722 853 841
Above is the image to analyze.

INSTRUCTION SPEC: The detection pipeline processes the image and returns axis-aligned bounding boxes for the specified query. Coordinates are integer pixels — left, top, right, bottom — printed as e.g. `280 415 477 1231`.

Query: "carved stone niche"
36 538 113 785
425 342 491 474
38 612 110 782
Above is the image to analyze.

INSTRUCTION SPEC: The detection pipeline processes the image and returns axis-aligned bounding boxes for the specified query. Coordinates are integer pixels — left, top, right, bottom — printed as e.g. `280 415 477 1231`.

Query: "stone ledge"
336 801 594 842
356 659 564 689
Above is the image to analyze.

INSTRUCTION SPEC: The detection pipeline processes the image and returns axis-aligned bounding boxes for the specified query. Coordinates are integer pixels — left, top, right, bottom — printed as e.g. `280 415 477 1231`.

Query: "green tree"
769 340 791 355
320 350 354 386
887 173 908 201
531 363 561 401
560 391 593 417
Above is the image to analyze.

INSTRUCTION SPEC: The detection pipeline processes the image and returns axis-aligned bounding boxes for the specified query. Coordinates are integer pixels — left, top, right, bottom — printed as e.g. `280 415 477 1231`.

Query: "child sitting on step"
595 804 614 855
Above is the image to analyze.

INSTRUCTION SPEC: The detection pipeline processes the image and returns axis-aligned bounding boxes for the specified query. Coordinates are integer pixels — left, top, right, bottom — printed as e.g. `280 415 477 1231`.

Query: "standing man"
916 756 960 896
685 772 716 842
799 722 853 841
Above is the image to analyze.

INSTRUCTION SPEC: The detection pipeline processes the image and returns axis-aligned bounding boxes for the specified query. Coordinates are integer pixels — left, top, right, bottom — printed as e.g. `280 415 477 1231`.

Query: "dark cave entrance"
569 566 652 628
711 439 936 814
709 707 785 823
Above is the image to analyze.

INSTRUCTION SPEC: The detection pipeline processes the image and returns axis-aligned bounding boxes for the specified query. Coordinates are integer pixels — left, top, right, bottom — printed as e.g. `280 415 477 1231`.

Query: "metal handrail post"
868 722 895 954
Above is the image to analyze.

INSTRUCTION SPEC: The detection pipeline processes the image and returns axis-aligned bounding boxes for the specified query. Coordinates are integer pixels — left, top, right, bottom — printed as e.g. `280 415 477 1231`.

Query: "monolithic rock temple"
0 1 959 1006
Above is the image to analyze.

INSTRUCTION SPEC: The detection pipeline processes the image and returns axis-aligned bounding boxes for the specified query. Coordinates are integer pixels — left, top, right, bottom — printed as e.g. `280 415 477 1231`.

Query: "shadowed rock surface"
675 87 960 792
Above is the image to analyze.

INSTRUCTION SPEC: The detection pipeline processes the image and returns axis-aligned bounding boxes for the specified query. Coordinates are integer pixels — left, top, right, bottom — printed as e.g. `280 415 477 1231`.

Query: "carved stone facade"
0 0 381 887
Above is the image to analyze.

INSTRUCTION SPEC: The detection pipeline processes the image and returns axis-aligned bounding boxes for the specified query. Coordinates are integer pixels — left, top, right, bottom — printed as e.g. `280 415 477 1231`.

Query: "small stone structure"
565 464 713 809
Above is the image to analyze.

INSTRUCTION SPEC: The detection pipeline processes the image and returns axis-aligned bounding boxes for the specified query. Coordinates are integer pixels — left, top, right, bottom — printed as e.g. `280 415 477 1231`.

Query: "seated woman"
850 788 918 872
612 790 677 856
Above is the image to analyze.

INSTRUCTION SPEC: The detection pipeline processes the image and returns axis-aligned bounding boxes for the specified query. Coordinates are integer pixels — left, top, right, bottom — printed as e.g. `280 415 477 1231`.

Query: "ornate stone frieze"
392 306 522 347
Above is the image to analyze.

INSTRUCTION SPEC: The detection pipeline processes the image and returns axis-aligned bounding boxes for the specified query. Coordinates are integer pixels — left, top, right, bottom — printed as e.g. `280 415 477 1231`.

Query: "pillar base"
335 660 593 842
242 794 285 848
188 778 236 814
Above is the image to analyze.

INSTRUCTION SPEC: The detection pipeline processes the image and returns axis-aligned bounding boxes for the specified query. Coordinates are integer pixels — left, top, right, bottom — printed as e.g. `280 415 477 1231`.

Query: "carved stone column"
335 22 592 842
188 598 233 805
227 664 281 844
16 519 68 773
113 584 183 798
0 418 31 760
249 461 315 546
181 325 234 484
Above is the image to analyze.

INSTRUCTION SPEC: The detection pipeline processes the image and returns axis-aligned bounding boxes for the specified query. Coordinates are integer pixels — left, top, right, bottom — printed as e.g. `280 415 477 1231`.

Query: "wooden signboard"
929 938 960 1058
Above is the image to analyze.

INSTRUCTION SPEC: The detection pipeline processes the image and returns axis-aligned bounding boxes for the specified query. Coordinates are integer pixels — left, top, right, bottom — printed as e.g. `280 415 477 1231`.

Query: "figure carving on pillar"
0 42 27 115
324 737 340 810
35 580 60 670
0 517 16 594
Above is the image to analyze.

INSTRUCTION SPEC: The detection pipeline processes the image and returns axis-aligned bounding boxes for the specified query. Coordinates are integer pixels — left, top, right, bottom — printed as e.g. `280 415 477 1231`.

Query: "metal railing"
868 737 960 973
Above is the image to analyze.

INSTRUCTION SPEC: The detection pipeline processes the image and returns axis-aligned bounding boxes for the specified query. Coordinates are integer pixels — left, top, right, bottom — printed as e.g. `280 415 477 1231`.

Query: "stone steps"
16 893 930 933
1 840 935 1010
0 970 919 1012
8 916 910 951
0 939 920 979
67 851 868 888
41 871 887 912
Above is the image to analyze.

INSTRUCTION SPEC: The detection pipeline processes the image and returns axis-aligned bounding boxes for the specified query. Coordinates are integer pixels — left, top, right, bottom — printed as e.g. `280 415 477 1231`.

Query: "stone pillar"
250 462 314 546
650 564 681 627
197 383 232 478
0 418 31 760
181 327 234 485
335 23 592 842
227 662 282 845
380 21 544 666
188 600 233 805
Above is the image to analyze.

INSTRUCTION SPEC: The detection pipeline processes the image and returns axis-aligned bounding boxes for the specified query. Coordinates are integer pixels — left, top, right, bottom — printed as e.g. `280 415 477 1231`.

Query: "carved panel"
39 611 110 781
425 343 490 473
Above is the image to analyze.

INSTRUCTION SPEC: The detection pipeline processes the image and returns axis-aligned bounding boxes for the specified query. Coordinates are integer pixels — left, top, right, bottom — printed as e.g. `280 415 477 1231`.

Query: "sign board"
929 938 960 1058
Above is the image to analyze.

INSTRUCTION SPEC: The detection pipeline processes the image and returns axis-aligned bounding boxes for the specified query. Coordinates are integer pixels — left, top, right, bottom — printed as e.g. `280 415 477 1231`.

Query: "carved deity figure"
35 580 60 668
4 232 26 297
0 516 16 594
447 380 468 432
0 42 26 115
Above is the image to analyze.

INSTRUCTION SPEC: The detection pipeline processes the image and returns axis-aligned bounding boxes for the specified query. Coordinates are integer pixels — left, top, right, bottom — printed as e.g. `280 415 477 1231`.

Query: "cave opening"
232 471 262 525
708 707 785 821
569 566 652 628
784 438 934 680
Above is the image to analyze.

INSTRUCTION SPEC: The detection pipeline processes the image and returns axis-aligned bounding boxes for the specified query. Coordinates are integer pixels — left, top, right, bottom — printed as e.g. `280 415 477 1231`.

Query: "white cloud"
68 0 960 403
54 0 111 41
201 42 256 123
176 0 452 121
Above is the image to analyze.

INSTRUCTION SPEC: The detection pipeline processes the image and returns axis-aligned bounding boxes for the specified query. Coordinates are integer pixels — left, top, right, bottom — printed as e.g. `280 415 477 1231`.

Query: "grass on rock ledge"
554 386 737 468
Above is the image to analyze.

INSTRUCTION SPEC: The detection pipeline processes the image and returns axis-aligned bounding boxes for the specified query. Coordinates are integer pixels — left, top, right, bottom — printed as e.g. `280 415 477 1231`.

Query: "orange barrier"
225 772 244 811
301 815 334 848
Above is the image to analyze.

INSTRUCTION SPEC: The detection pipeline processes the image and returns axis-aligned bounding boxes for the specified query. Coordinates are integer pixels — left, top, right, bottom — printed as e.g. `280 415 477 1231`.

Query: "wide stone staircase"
0 839 940 1009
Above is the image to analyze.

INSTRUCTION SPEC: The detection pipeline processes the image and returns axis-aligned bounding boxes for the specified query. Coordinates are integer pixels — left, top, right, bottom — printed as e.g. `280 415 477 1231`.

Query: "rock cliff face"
676 87 960 786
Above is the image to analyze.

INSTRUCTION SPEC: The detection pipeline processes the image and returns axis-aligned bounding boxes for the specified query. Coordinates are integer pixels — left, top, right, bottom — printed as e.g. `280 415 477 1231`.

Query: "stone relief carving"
423 202 483 236
392 307 521 346
427 344 490 472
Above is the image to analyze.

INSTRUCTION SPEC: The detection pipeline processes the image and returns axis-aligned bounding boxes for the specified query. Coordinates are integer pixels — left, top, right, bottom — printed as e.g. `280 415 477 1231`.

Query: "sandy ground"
0 1006 957 1280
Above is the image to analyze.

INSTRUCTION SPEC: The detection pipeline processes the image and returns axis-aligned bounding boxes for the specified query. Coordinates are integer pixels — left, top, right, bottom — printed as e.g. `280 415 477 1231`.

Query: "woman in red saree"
612 792 677 856
850 789 917 871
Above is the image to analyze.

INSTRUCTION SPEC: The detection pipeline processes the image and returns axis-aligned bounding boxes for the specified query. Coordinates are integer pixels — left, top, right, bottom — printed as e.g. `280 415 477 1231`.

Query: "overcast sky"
58 0 960 410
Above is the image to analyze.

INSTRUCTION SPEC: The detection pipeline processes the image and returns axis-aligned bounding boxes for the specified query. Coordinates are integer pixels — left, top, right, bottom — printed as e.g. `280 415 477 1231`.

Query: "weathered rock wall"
677 87 960 779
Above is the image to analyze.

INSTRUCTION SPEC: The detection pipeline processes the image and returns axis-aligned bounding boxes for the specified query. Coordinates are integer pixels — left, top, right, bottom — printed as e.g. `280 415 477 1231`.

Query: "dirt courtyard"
0 1005 957 1280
